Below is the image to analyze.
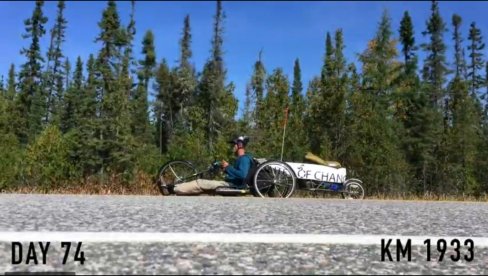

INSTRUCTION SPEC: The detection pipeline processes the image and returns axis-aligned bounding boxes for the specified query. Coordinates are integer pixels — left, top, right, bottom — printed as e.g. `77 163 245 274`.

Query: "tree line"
0 0 487 197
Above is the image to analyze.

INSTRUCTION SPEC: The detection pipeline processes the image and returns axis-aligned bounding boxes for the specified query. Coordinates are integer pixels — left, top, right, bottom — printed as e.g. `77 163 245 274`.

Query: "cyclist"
172 136 253 195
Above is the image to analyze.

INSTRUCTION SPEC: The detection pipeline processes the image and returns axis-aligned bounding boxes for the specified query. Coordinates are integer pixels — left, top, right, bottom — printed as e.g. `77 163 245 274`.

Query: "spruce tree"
0 77 4 97
172 15 197 133
354 9 408 194
17 0 49 144
251 51 266 128
321 32 334 84
451 14 466 79
304 76 322 154
180 15 192 70
399 11 417 76
44 0 67 125
332 29 347 158
60 56 83 133
446 75 481 195
64 58 71 91
310 31 334 156
313 29 348 160
77 54 101 176
421 0 449 108
418 0 449 193
287 58 307 161
132 30 155 143
95 0 135 177
467 21 485 97
197 0 237 154
6 64 16 101
260 68 290 159
3 65 18 137
154 59 172 154
485 62 488 113
240 82 253 131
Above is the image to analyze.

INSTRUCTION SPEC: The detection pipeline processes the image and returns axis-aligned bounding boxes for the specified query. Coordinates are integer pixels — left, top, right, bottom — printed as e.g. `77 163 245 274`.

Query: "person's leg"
196 179 231 191
173 179 231 195
173 180 203 195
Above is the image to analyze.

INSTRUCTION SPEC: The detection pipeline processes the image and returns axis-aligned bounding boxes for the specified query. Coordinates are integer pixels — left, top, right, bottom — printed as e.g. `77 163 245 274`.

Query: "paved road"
0 194 487 274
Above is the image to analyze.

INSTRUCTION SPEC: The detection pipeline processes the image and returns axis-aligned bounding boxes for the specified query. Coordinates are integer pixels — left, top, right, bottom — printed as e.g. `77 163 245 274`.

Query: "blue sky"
1 1 488 118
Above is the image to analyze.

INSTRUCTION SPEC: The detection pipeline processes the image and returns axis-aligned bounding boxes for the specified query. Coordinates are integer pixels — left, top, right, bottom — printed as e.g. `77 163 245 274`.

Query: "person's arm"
224 157 251 180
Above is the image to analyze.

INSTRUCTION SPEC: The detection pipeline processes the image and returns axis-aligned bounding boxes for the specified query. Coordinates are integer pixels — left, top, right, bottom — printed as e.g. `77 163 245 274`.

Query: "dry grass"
2 176 488 202
292 190 488 202
2 172 161 196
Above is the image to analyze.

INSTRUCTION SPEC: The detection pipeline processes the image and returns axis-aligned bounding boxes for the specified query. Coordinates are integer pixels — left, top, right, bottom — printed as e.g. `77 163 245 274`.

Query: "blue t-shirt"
224 154 253 188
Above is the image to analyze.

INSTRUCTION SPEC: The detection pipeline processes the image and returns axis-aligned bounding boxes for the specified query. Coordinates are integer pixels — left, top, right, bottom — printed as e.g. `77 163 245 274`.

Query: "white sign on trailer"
266 162 347 183
286 162 347 183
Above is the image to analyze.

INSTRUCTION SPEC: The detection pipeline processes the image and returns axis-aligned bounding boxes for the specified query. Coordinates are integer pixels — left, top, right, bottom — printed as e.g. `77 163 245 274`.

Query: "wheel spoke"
159 161 197 188
274 181 291 188
253 162 296 198
342 182 364 200
274 187 283 197
169 165 184 182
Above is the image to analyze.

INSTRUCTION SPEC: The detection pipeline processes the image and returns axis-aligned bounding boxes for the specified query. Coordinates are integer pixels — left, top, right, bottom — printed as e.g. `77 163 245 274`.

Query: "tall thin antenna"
280 106 289 161
160 102 163 156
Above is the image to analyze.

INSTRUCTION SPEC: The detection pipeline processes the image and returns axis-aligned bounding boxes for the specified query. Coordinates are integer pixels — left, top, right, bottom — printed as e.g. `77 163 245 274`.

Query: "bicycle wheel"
341 179 365 200
253 160 296 198
157 160 198 195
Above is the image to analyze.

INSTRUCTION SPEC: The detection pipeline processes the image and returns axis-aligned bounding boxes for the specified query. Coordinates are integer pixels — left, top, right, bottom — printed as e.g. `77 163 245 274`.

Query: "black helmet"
229 135 249 148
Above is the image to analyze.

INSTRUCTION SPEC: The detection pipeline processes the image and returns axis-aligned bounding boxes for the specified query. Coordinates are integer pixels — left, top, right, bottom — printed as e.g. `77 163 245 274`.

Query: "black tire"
253 160 297 198
156 160 198 196
341 179 365 200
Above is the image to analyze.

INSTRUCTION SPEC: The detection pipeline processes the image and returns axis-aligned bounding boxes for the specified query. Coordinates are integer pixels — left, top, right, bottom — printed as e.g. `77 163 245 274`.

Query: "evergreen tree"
451 14 466 79
251 51 267 129
197 0 237 154
305 75 323 154
172 15 198 133
399 11 417 76
76 54 101 176
64 58 71 91
6 64 16 101
418 0 450 193
60 56 83 133
421 0 449 108
332 29 347 158
334 30 346 77
17 0 49 144
311 29 348 160
122 0 137 119
445 76 481 195
304 76 322 153
309 32 334 156
287 58 307 161
260 68 290 159
154 59 172 154
397 10 419 119
240 82 253 132
180 15 193 70
467 21 485 97
95 0 135 177
352 9 408 194
485 62 488 113
44 0 67 125
2 65 18 137
0 76 4 96
321 32 334 83
132 30 155 143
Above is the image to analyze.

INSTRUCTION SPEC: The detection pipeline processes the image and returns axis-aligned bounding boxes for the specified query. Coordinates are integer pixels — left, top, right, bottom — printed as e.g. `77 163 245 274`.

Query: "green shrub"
0 133 22 190
24 125 77 189
134 142 164 176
